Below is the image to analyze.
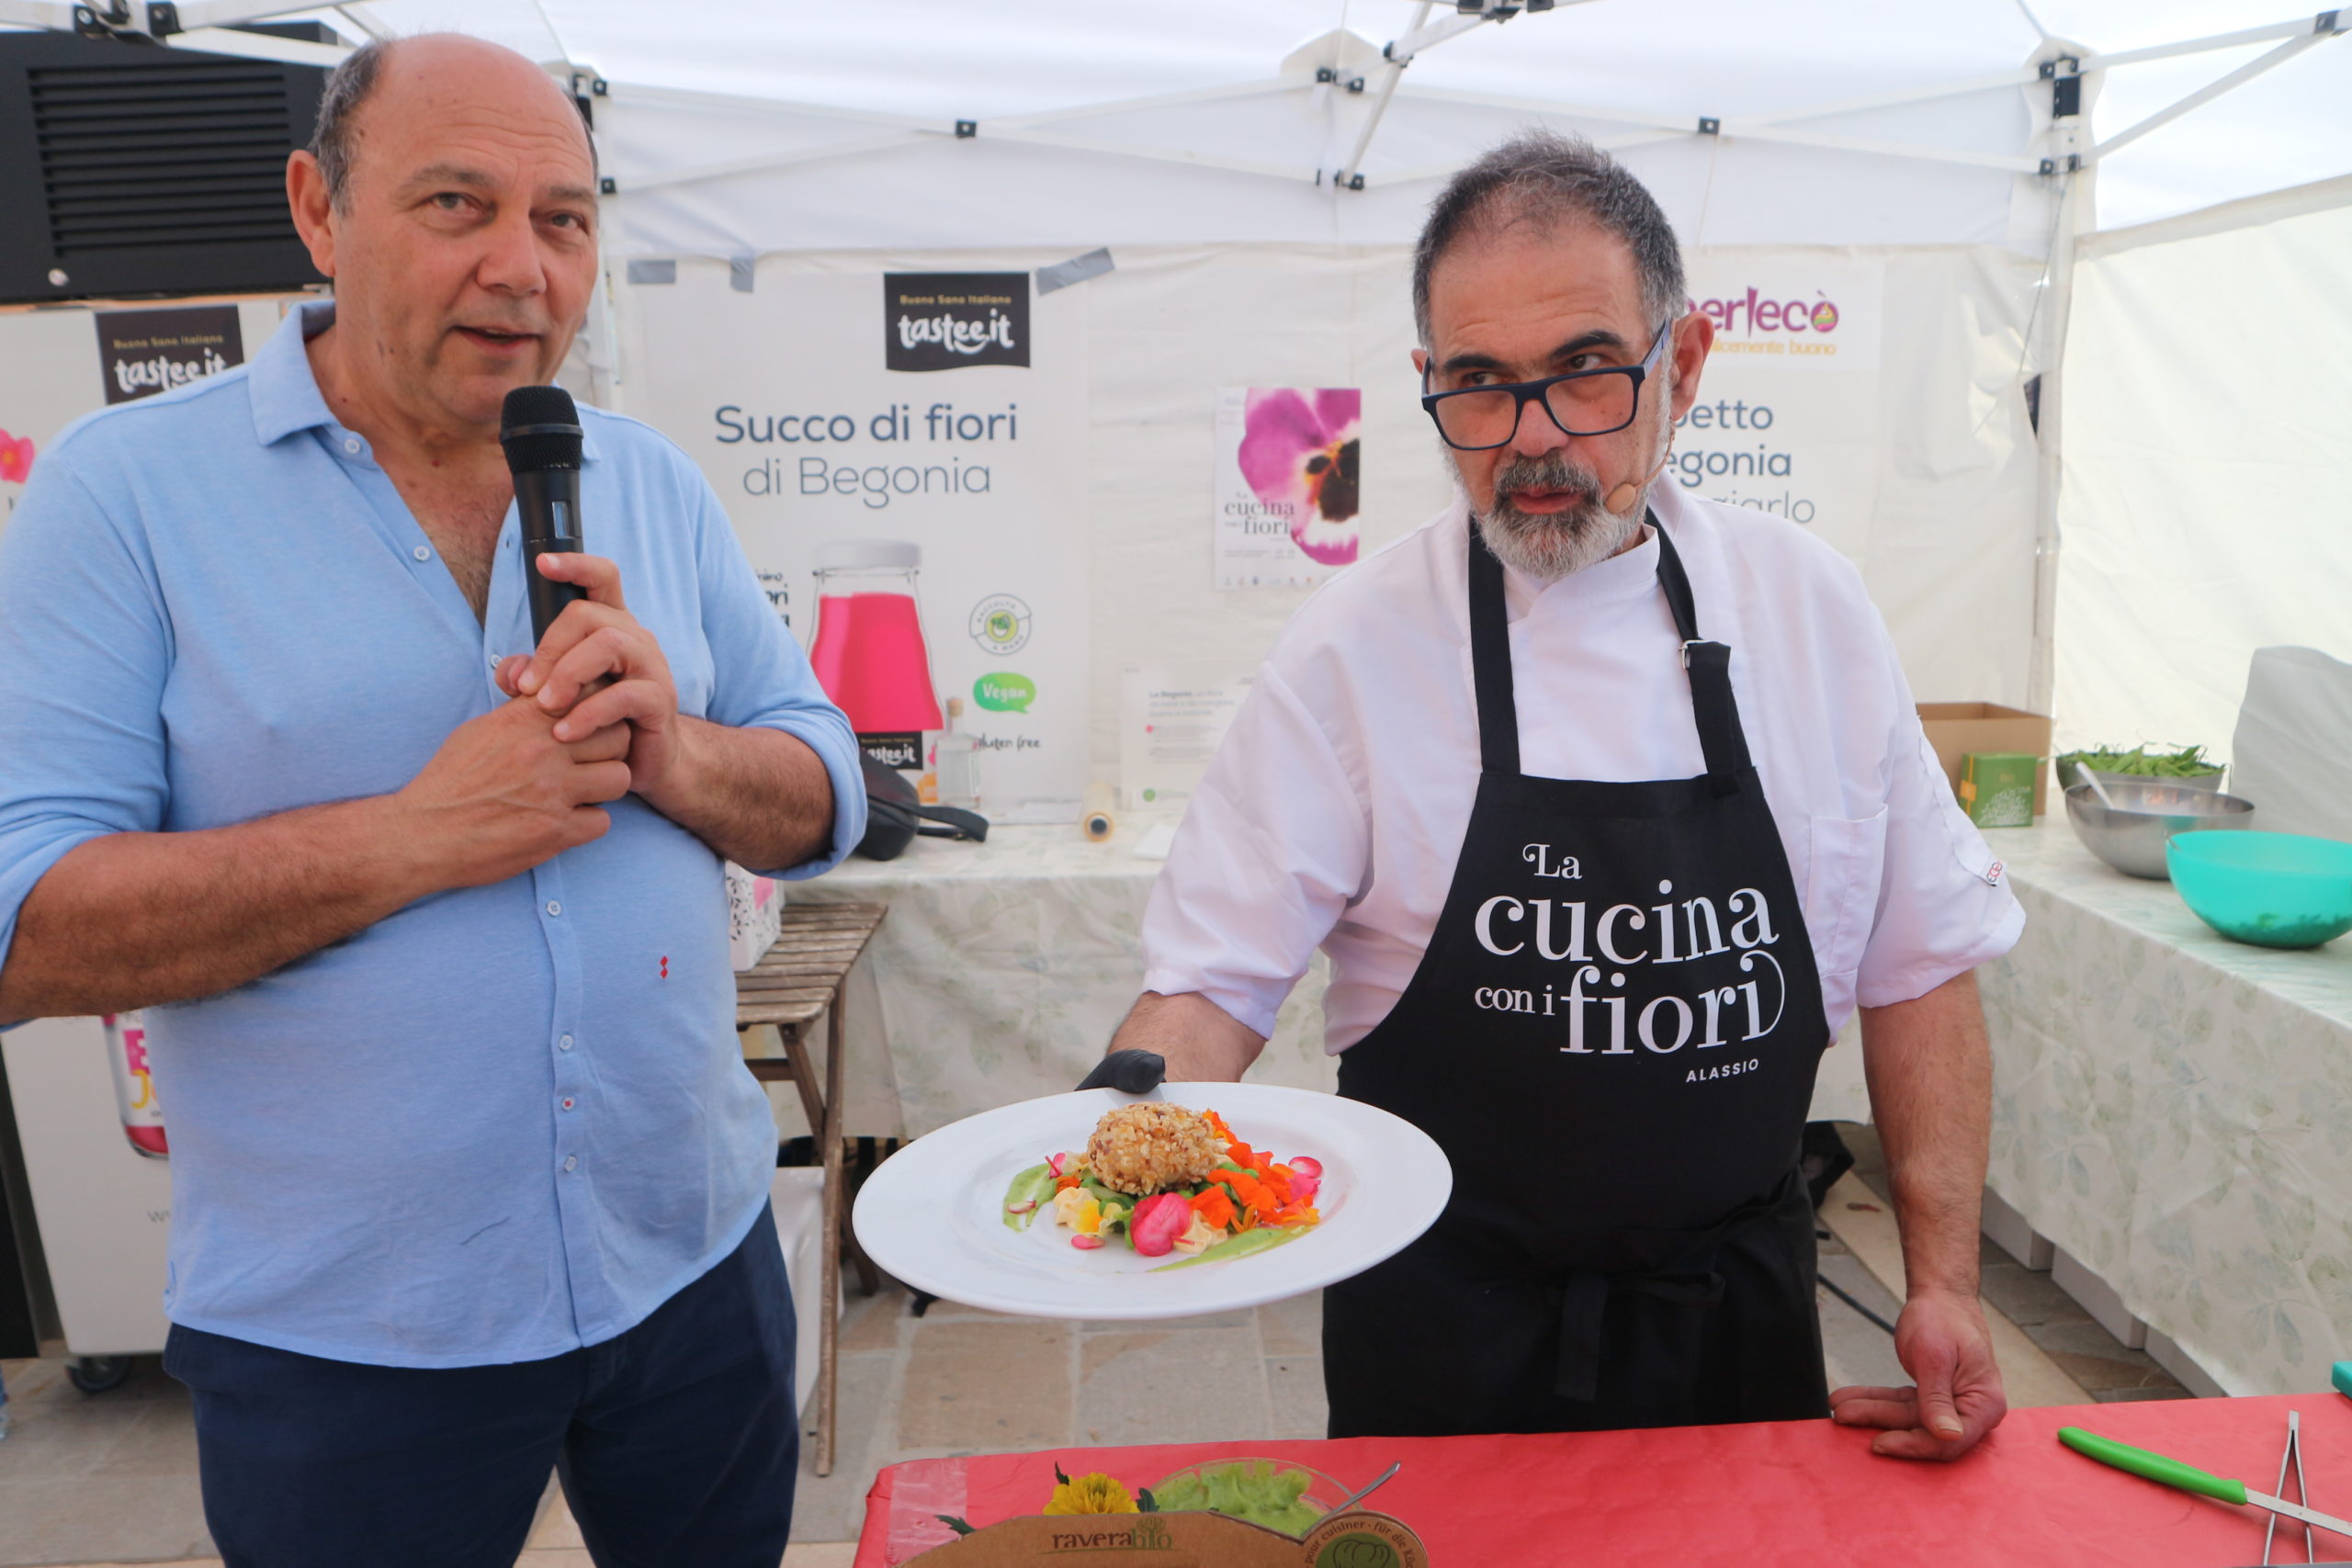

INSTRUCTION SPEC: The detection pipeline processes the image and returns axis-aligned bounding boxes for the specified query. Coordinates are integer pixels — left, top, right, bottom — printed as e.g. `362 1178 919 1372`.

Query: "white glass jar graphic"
103 1011 167 1158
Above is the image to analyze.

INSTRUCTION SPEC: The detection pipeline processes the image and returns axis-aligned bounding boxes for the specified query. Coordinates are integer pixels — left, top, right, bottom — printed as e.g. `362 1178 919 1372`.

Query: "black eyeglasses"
1420 320 1672 451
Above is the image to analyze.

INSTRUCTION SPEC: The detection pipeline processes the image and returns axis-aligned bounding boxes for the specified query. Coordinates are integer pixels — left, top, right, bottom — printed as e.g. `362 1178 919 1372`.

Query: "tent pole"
2089 28 2340 165
2027 135 2086 720
1334 1 1435 191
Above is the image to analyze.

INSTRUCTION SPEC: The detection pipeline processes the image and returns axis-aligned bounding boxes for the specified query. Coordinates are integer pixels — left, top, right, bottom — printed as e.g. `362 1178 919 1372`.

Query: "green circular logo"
968 593 1032 655
1317 1537 1402 1568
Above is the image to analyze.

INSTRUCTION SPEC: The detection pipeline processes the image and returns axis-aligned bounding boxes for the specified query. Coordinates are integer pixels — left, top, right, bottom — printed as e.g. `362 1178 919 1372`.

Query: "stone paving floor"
1838 1121 2188 1404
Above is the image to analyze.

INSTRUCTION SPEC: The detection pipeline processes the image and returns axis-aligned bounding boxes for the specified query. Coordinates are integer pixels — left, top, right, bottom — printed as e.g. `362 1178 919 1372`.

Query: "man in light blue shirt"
0 34 862 1567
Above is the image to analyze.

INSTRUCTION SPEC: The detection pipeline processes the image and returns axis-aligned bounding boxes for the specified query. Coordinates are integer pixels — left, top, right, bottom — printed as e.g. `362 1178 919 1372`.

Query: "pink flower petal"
1308 389 1361 439
1238 389 1324 513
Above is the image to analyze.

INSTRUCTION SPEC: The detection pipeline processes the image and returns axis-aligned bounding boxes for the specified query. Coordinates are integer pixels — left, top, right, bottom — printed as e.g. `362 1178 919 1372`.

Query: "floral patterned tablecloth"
1977 818 2352 1395
780 818 1340 1142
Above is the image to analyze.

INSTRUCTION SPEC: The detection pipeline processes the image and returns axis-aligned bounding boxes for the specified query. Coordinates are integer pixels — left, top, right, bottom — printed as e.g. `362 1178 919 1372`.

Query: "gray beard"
1476 452 1643 581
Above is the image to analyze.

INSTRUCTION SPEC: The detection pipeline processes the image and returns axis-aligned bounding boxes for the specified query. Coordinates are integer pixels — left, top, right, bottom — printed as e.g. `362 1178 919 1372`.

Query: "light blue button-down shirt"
0 302 865 1368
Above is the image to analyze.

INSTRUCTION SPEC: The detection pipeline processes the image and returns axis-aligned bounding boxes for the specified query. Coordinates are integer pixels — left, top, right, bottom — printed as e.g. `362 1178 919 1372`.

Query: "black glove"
1076 1049 1166 1095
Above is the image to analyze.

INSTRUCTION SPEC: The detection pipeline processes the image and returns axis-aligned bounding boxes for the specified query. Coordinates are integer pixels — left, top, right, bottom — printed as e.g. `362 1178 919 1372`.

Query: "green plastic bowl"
2167 830 2352 949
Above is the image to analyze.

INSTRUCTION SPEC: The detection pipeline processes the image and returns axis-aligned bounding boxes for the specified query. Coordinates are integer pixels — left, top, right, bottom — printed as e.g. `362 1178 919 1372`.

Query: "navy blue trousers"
165 1204 797 1568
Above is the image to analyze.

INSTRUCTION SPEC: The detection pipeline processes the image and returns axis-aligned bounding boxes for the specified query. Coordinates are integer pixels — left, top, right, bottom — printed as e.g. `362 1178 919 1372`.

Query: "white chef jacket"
1141 483 2025 1052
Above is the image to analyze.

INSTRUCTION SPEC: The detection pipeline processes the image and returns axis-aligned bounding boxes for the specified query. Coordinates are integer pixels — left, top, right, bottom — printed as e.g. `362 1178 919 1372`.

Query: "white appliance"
1 1014 174 1359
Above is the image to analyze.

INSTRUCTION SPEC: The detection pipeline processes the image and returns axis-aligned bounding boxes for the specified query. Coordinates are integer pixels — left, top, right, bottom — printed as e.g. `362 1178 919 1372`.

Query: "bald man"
0 36 865 1565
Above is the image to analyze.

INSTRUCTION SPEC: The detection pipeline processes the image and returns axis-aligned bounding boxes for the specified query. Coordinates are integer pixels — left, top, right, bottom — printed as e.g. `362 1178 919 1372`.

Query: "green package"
1960 751 2039 828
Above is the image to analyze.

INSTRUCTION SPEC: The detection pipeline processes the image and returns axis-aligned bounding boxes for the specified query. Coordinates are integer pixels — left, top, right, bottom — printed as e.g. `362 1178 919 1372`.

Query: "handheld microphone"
500 385 587 647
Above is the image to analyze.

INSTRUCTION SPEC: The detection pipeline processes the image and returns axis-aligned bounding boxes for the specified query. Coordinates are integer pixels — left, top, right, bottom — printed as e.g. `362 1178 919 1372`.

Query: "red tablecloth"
854 1394 2352 1566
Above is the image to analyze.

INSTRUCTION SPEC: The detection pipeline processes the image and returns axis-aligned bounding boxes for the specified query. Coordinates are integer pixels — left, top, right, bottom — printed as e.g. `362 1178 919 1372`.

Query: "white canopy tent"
6 0 2345 768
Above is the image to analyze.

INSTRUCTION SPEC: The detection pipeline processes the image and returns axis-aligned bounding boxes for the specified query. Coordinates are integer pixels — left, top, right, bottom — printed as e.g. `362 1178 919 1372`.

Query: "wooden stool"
734 900 887 1477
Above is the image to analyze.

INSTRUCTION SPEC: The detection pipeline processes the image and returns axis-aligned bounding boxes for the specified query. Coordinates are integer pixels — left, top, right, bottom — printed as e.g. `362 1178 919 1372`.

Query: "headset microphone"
1605 435 1677 515
500 385 587 648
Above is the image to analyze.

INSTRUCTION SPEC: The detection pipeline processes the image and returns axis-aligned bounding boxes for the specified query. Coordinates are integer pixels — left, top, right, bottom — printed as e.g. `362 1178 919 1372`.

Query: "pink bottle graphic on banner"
807 540 944 771
103 1011 167 1158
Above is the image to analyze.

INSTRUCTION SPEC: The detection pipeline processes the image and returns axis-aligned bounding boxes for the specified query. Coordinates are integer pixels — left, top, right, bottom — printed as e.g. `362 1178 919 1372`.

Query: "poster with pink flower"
1213 386 1360 590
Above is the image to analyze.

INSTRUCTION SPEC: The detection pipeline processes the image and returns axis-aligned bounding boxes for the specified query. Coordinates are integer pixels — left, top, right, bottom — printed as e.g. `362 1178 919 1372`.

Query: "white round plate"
851 1083 1453 1321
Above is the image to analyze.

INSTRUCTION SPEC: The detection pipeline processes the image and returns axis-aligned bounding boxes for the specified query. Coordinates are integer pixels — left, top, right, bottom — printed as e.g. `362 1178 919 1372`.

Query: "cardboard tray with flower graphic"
907 1461 1427 1568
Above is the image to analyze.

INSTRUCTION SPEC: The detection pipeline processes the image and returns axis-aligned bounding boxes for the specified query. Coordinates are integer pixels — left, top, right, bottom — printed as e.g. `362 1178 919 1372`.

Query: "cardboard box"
1917 703 2053 818
1960 752 2038 829
726 863 782 971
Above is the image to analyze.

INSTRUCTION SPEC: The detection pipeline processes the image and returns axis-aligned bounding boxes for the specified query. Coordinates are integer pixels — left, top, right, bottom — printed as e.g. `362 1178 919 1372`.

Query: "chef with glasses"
1090 131 2024 1456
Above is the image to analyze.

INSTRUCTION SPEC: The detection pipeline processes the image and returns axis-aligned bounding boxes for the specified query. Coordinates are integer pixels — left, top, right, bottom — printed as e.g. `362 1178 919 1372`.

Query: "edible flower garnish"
1044 1467 1139 1516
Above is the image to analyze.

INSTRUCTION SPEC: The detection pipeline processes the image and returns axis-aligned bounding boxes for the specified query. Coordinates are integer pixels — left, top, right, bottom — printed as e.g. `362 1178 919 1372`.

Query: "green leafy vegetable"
2056 744 2222 784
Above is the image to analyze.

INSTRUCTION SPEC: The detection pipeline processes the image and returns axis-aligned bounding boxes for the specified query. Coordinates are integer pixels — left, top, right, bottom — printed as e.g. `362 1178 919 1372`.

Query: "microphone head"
500 385 583 474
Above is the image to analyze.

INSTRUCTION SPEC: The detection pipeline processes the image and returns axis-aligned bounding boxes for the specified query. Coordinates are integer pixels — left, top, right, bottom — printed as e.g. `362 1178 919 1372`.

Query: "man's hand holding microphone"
390 386 671 891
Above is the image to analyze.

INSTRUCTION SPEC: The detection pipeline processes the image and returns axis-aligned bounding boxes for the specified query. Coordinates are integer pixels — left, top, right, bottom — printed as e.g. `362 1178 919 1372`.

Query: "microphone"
1605 435 1678 515
500 385 587 647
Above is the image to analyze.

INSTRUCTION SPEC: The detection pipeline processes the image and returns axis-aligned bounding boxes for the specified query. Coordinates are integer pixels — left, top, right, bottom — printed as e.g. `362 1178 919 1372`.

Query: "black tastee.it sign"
95 305 245 405
883 272 1029 372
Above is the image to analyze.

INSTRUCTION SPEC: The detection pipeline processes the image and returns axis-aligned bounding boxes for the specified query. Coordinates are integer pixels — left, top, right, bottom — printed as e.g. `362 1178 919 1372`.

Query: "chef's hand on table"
1829 1287 2007 1460
492 552 683 797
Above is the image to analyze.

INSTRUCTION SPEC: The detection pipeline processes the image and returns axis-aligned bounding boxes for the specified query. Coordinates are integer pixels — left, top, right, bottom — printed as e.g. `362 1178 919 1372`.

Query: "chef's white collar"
1492 513 1666 622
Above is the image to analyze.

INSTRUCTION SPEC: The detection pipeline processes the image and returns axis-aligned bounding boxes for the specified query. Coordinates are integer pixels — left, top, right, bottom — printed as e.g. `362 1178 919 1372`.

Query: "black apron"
1324 513 1834 1438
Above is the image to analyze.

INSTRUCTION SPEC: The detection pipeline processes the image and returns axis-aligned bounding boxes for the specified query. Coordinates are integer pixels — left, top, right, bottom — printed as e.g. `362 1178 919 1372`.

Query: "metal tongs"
2266 1410 2315 1566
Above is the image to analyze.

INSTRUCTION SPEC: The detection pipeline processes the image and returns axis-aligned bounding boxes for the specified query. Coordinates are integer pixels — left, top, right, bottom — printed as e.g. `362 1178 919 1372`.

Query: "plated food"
850 1083 1450 1321
1001 1103 1322 1269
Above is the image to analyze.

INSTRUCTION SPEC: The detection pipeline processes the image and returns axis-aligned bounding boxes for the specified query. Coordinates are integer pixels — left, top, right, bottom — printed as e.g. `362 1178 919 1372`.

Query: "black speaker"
0 30 328 305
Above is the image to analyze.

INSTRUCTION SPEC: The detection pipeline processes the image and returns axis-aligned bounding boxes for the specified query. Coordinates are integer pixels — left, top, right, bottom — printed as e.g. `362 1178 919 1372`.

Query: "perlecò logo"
1688 287 1839 337
885 272 1030 372
973 672 1035 713
95 305 245 406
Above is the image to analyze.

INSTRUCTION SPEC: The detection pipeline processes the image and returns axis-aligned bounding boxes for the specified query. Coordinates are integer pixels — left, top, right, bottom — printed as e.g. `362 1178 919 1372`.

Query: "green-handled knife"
2060 1427 2352 1540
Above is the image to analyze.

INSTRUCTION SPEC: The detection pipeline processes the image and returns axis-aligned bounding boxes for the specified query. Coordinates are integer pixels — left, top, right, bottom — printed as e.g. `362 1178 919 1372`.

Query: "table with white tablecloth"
1975 817 2352 1396
775 814 1874 1137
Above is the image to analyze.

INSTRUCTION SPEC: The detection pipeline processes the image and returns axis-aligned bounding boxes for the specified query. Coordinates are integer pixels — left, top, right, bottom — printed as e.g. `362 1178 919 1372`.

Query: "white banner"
0 297 291 543
1671 254 1887 561
627 264 1090 820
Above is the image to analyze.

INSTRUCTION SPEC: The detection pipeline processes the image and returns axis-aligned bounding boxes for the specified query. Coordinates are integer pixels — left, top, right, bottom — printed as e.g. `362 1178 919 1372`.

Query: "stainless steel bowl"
2064 781 2255 879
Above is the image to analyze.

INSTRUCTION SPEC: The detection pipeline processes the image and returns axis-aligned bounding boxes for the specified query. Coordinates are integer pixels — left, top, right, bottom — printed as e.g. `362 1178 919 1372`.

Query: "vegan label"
974 672 1035 713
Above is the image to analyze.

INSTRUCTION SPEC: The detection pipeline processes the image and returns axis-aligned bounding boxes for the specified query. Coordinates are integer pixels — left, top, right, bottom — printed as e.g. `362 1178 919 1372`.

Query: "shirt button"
563 1156 578 1172
561 1097 576 1111
413 545 432 561
546 899 562 918
559 1033 574 1051
343 438 362 455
